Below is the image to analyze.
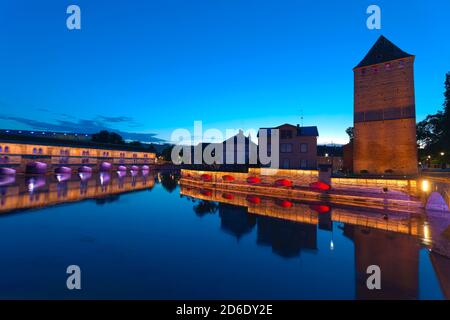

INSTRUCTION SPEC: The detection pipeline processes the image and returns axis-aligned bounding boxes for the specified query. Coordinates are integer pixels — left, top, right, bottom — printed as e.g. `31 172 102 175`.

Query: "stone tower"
353 35 418 176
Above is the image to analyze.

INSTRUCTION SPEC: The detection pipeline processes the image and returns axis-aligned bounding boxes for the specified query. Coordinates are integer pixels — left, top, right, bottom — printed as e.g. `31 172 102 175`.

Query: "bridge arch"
422 177 450 213
426 192 449 212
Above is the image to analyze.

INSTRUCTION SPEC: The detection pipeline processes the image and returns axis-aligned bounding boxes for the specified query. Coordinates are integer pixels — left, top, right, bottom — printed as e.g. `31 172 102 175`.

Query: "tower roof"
355 35 413 69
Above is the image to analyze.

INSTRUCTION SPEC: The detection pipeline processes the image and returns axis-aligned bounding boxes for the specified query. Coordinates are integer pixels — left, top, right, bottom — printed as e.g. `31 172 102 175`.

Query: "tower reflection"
180 182 450 299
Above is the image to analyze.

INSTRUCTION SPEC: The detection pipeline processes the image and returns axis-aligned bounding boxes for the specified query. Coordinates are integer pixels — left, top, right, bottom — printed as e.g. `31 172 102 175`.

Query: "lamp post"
440 152 445 169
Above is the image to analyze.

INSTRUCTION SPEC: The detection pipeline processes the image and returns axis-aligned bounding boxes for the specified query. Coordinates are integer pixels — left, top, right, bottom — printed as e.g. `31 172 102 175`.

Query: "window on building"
38 148 43 154
385 63 391 70
399 60 405 69
300 159 308 168
33 148 37 154
281 159 290 169
280 130 293 139
300 143 308 153
280 143 293 153
0 146 2 152
4 146 9 153
361 69 366 76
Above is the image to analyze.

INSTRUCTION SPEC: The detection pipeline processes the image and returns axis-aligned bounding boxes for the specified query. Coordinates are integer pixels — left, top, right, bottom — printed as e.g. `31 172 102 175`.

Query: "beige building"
258 124 318 169
0 139 156 173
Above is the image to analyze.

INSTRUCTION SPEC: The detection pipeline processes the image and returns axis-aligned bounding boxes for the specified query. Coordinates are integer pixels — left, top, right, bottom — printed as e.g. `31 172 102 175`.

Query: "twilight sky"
0 0 449 144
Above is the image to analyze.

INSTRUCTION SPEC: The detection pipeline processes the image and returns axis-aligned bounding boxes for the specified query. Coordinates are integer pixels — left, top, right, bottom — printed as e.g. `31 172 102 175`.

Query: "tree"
346 127 354 142
128 141 142 147
442 72 450 151
91 130 125 144
161 145 174 161
416 72 450 163
146 144 157 153
416 112 444 150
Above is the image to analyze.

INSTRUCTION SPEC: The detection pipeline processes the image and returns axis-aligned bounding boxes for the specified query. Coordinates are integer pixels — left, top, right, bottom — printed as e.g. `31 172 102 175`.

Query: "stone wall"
353 57 418 176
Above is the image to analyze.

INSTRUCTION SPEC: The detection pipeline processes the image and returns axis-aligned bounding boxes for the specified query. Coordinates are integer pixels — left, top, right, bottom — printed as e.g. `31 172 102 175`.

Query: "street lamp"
441 152 445 156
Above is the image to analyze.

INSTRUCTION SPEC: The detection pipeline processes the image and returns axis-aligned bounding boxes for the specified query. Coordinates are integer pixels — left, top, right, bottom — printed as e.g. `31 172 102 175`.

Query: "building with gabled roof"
258 123 319 169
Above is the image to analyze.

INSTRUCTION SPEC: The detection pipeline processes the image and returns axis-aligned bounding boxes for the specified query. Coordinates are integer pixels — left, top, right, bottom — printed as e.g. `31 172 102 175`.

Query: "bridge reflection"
180 182 450 300
0 172 155 214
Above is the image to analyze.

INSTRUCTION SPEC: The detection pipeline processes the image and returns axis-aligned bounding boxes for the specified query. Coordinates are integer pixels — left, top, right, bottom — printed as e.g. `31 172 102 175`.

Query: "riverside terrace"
0 138 156 175
179 168 450 213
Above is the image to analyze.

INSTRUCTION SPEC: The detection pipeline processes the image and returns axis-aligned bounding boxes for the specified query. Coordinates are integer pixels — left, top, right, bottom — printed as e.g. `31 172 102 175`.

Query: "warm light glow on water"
422 180 430 193
0 172 448 299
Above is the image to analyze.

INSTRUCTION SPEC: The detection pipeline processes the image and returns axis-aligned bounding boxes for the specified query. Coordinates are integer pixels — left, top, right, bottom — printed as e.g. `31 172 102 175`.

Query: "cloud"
0 115 165 143
98 116 134 123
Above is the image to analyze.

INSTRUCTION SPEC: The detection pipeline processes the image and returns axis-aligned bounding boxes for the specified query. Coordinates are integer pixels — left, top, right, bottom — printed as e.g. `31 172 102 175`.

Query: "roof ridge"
355 35 413 69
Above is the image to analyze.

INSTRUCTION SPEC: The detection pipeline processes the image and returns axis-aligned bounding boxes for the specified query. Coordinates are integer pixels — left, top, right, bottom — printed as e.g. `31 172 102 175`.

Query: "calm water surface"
0 171 448 299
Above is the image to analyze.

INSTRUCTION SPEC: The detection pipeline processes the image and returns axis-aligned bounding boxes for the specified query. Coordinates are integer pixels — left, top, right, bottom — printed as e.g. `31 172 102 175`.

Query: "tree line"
416 72 450 164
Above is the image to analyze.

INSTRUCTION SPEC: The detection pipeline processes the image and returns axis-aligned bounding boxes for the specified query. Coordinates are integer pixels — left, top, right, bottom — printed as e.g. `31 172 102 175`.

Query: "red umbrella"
201 189 212 197
276 200 293 208
247 176 261 184
275 179 293 187
222 193 235 200
222 175 235 182
309 181 331 191
310 205 331 214
246 195 261 204
201 174 213 182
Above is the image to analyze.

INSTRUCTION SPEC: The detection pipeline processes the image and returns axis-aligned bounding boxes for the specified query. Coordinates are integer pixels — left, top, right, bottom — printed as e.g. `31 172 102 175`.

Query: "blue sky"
0 0 449 144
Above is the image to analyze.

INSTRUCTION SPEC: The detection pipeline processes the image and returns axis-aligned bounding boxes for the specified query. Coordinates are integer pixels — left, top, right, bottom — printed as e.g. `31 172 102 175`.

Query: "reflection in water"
344 224 419 299
181 183 450 300
256 216 317 258
160 173 179 193
219 204 256 240
0 175 16 187
0 173 449 299
96 194 121 205
26 176 47 193
0 171 156 214
193 200 218 217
